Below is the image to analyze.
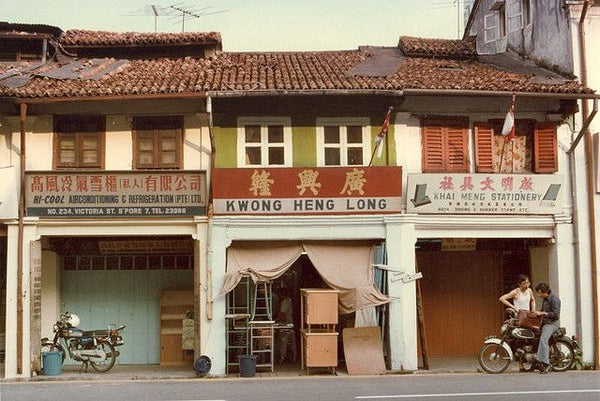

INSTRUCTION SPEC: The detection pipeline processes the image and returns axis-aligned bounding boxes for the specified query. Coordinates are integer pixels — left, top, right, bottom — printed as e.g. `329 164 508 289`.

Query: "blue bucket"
42 351 62 376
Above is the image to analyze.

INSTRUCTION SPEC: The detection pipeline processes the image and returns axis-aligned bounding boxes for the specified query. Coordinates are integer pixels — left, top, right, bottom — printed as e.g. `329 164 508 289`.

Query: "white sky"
1 0 471 51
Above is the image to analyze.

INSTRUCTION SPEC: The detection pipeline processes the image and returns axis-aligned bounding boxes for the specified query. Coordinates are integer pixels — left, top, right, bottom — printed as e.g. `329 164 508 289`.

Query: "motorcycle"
478 317 578 374
41 311 125 373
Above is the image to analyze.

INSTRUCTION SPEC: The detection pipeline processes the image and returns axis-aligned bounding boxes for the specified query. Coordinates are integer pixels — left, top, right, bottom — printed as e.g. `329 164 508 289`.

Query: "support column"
203 224 230 375
194 220 208 360
386 219 418 371
4 220 38 378
549 221 577 334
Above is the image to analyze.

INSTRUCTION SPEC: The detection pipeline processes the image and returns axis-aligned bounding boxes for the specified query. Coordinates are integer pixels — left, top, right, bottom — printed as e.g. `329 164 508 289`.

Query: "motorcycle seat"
82 329 111 337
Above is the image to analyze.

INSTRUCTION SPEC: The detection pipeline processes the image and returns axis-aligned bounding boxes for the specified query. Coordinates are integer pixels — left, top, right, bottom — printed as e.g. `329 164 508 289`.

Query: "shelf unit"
250 281 274 372
225 277 250 374
160 290 194 366
300 288 339 374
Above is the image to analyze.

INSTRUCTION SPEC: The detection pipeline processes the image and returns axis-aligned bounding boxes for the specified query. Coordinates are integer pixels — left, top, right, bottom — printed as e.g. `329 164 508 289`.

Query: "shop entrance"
43 236 195 365
416 239 532 359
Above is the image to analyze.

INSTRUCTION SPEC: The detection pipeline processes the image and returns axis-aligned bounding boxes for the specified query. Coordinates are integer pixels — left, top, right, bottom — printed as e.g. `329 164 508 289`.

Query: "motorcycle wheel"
89 340 117 373
41 341 66 364
478 343 511 374
549 338 575 372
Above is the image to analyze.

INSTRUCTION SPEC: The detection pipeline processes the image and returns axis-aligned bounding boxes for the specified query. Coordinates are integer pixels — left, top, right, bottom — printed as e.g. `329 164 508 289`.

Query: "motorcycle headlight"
53 323 59 332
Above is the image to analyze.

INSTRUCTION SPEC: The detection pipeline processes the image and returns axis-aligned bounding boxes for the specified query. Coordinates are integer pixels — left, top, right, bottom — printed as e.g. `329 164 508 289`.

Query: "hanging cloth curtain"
218 241 303 296
303 241 389 314
218 241 390 315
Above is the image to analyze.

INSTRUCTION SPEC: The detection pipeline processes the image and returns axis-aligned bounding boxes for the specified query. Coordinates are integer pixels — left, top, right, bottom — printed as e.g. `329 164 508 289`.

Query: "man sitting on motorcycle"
533 282 561 374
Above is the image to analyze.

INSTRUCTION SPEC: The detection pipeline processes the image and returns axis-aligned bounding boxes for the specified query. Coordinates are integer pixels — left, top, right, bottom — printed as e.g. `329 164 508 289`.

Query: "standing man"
534 282 561 374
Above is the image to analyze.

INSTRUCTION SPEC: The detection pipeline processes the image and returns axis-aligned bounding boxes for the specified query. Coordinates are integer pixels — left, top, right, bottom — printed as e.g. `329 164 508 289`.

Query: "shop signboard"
212 166 402 215
25 171 207 217
406 173 564 215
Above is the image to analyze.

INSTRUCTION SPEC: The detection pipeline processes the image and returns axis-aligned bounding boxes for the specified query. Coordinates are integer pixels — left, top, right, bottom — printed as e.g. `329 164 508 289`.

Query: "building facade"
0 21 597 378
465 0 600 369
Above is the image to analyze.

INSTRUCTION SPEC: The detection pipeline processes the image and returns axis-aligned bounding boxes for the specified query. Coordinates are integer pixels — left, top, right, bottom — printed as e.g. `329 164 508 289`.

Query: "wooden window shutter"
474 123 494 173
422 125 445 172
533 123 558 173
445 125 469 172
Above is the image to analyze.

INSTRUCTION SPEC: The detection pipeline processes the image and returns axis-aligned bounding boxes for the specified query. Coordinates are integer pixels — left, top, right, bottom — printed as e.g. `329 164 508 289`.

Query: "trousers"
538 322 559 365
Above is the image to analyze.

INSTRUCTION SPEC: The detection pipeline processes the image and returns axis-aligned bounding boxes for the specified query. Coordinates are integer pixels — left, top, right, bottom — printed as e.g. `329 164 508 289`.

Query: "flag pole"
369 106 393 167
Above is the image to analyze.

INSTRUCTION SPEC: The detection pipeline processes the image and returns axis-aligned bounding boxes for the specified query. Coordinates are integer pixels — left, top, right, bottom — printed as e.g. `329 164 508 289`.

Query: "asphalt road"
1 371 599 401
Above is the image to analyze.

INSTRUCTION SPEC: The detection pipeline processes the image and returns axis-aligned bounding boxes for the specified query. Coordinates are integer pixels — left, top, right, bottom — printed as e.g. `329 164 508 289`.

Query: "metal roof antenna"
123 4 171 32
164 2 229 32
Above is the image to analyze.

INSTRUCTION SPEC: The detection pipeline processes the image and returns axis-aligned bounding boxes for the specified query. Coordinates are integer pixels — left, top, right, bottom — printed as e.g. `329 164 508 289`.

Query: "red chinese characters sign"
26 171 206 217
212 166 402 215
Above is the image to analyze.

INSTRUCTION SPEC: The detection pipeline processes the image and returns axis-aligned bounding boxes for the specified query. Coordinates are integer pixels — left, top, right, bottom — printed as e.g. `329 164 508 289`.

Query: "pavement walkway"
1 357 508 382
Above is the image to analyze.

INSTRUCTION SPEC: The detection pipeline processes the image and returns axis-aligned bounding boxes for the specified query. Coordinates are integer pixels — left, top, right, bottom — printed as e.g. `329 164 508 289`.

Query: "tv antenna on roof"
166 3 229 32
125 3 228 32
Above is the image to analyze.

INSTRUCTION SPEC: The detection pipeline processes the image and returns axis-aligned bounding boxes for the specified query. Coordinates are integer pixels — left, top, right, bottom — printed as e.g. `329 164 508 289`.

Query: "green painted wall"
214 126 238 168
292 126 316 166
61 269 193 364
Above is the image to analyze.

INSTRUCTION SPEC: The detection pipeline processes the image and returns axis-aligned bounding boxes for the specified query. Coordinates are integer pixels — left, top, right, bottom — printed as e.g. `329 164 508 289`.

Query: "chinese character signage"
406 173 564 215
212 167 402 215
26 171 206 217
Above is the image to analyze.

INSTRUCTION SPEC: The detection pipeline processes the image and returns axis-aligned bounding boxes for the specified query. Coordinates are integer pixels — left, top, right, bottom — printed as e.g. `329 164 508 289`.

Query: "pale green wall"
61 269 193 364
292 126 316 166
213 121 396 167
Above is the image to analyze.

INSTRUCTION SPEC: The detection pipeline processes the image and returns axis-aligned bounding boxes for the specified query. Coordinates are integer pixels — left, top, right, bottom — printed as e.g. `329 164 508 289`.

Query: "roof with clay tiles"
0 31 593 99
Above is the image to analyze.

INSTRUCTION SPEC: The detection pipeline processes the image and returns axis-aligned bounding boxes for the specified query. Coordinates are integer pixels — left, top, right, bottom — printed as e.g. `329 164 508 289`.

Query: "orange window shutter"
533 123 558 173
422 125 445 172
445 125 469 172
474 123 494 173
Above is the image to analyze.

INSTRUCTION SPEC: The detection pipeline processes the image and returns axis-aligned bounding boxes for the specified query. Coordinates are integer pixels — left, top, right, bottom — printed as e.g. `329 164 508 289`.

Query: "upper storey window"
54 115 105 169
237 117 292 167
317 118 370 166
474 121 557 174
421 118 469 173
133 116 183 169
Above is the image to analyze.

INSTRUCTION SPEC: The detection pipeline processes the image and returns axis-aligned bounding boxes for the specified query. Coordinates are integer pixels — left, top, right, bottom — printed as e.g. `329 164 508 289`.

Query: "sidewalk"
1 357 492 382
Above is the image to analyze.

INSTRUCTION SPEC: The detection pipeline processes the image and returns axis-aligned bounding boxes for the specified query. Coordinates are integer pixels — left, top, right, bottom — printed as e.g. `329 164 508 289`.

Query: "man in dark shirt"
534 282 560 374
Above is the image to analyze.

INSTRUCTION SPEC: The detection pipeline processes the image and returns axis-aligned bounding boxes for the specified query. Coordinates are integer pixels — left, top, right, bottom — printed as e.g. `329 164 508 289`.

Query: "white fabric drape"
302 242 389 314
219 241 303 296
218 241 390 314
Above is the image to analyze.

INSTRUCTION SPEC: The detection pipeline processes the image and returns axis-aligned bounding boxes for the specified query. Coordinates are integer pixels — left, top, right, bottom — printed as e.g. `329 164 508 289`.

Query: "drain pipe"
17 102 27 375
205 95 214 321
576 0 599 369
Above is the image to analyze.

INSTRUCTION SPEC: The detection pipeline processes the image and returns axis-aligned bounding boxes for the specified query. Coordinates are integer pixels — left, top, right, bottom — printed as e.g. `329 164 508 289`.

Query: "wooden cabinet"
160 290 194 366
300 289 339 374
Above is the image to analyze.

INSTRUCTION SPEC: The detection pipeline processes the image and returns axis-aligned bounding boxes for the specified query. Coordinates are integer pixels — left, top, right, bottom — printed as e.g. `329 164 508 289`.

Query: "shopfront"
407 173 576 362
3 170 208 376
204 166 413 375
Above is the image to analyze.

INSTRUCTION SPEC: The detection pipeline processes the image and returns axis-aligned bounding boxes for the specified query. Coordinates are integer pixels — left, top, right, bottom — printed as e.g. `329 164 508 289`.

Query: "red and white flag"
375 106 394 158
501 94 516 142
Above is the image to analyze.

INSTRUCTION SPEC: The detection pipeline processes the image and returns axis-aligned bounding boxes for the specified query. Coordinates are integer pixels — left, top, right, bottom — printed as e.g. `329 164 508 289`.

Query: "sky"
2 0 472 52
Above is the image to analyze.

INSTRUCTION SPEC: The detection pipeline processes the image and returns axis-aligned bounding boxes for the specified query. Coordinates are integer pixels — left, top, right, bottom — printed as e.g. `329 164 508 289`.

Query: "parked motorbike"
478 317 578 374
41 311 125 373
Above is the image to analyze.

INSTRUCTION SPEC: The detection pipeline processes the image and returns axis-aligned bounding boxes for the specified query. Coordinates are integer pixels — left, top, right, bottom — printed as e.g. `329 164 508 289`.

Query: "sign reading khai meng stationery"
406 173 563 215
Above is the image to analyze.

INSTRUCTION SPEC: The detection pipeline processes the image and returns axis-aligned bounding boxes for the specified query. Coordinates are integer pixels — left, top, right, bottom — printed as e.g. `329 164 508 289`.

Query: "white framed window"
507 0 523 33
484 13 499 43
237 117 292 167
316 118 371 166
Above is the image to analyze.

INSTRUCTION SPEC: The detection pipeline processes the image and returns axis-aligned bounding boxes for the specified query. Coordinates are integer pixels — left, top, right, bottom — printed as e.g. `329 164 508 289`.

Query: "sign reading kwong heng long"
212 167 402 215
406 173 564 215
25 171 207 217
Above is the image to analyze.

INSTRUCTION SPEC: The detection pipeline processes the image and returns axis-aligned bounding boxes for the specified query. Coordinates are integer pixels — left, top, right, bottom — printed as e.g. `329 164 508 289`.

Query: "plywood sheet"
342 326 386 375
